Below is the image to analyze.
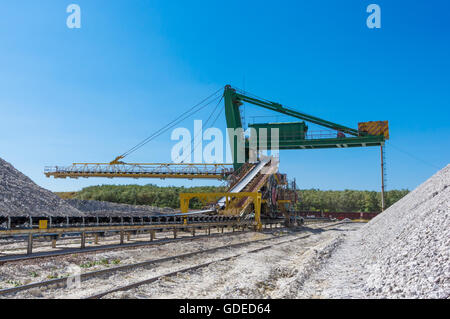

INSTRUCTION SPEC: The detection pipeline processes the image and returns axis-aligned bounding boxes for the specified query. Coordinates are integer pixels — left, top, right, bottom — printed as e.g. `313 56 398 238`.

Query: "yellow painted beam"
179 192 263 230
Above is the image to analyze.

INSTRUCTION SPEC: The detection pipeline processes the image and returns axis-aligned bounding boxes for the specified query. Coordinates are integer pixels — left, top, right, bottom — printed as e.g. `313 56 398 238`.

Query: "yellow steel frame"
277 199 292 214
180 192 262 231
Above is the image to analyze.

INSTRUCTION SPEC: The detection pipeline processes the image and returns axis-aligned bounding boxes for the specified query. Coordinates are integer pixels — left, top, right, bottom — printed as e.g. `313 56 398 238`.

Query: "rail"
0 219 286 263
0 221 345 297
87 222 346 299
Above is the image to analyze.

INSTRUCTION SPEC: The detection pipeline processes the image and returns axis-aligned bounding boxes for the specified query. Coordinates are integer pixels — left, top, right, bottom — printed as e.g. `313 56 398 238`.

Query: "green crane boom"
223 85 389 169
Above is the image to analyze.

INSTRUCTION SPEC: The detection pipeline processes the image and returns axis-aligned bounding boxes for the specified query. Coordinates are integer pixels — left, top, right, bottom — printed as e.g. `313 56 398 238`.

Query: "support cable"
117 88 224 161
180 96 224 163
389 143 441 170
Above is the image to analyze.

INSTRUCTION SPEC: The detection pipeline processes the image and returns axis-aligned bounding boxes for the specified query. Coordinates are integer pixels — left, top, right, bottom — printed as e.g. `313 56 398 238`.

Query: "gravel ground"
297 164 450 299
105 223 361 299
0 222 358 298
0 230 271 292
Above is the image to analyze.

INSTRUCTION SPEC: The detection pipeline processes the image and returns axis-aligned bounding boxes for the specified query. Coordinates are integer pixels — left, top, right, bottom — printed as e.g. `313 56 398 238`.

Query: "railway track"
0 221 346 298
0 232 226 263
0 218 326 264
0 220 278 264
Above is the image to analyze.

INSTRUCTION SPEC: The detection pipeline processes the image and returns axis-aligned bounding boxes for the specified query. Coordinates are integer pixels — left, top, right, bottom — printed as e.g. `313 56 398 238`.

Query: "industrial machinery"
46 85 389 229
223 85 388 169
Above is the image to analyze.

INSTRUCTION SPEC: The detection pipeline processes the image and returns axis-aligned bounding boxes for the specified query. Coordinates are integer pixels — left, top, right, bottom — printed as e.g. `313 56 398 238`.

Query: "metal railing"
44 163 234 179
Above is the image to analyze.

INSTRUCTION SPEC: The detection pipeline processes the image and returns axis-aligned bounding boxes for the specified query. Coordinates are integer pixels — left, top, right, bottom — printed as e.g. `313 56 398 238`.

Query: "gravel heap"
0 158 84 217
66 199 175 217
300 164 450 299
359 164 449 298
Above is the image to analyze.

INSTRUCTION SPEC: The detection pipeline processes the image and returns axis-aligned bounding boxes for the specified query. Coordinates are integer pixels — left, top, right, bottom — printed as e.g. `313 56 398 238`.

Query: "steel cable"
119 87 224 159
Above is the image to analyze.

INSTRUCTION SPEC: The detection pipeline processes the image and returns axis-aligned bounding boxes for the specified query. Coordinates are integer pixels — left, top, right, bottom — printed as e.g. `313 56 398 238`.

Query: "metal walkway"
45 163 234 180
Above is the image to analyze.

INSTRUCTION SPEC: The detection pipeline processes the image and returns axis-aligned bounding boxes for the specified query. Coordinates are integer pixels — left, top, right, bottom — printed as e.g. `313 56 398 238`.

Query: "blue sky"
0 1 449 192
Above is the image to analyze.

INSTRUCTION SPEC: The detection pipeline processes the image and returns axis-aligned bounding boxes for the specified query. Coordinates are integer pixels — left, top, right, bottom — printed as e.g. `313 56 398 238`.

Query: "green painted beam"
224 86 245 170
234 92 360 136
223 85 386 167
256 135 385 150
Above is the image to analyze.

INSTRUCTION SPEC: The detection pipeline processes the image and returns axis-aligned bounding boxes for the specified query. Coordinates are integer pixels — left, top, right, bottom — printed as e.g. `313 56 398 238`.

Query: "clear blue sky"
0 1 449 192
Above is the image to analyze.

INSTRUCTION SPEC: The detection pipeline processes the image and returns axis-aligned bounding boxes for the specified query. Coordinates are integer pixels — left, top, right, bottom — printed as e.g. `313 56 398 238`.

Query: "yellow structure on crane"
179 192 263 230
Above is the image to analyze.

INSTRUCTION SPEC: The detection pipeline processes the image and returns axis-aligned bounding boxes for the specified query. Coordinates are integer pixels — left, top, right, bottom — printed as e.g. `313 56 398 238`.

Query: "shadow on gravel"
301 225 351 234
299 226 327 234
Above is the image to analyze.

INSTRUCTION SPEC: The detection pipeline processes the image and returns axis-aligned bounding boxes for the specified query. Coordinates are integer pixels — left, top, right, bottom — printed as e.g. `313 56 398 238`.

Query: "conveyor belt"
217 157 271 208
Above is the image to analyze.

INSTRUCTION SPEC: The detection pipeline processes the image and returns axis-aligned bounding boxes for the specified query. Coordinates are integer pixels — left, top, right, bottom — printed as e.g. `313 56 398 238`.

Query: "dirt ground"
0 222 362 298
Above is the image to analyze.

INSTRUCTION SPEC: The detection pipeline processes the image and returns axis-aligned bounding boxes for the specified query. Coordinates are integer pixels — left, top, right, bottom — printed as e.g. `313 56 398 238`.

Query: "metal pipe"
81 232 86 249
27 234 33 255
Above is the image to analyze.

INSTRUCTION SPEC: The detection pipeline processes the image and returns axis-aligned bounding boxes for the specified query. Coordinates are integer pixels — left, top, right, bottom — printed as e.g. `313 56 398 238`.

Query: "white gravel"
0 230 270 292
0 158 84 217
66 199 174 217
103 223 361 299
298 164 450 299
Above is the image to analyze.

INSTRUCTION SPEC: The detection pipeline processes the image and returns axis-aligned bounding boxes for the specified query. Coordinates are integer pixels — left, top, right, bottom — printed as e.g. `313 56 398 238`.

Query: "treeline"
296 189 409 212
58 184 409 212
59 184 226 209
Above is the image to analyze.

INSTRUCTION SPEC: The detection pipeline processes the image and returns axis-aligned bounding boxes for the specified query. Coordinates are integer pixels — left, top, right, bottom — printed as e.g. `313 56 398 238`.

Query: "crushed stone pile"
299 164 450 299
0 158 84 217
66 199 175 217
358 164 449 298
